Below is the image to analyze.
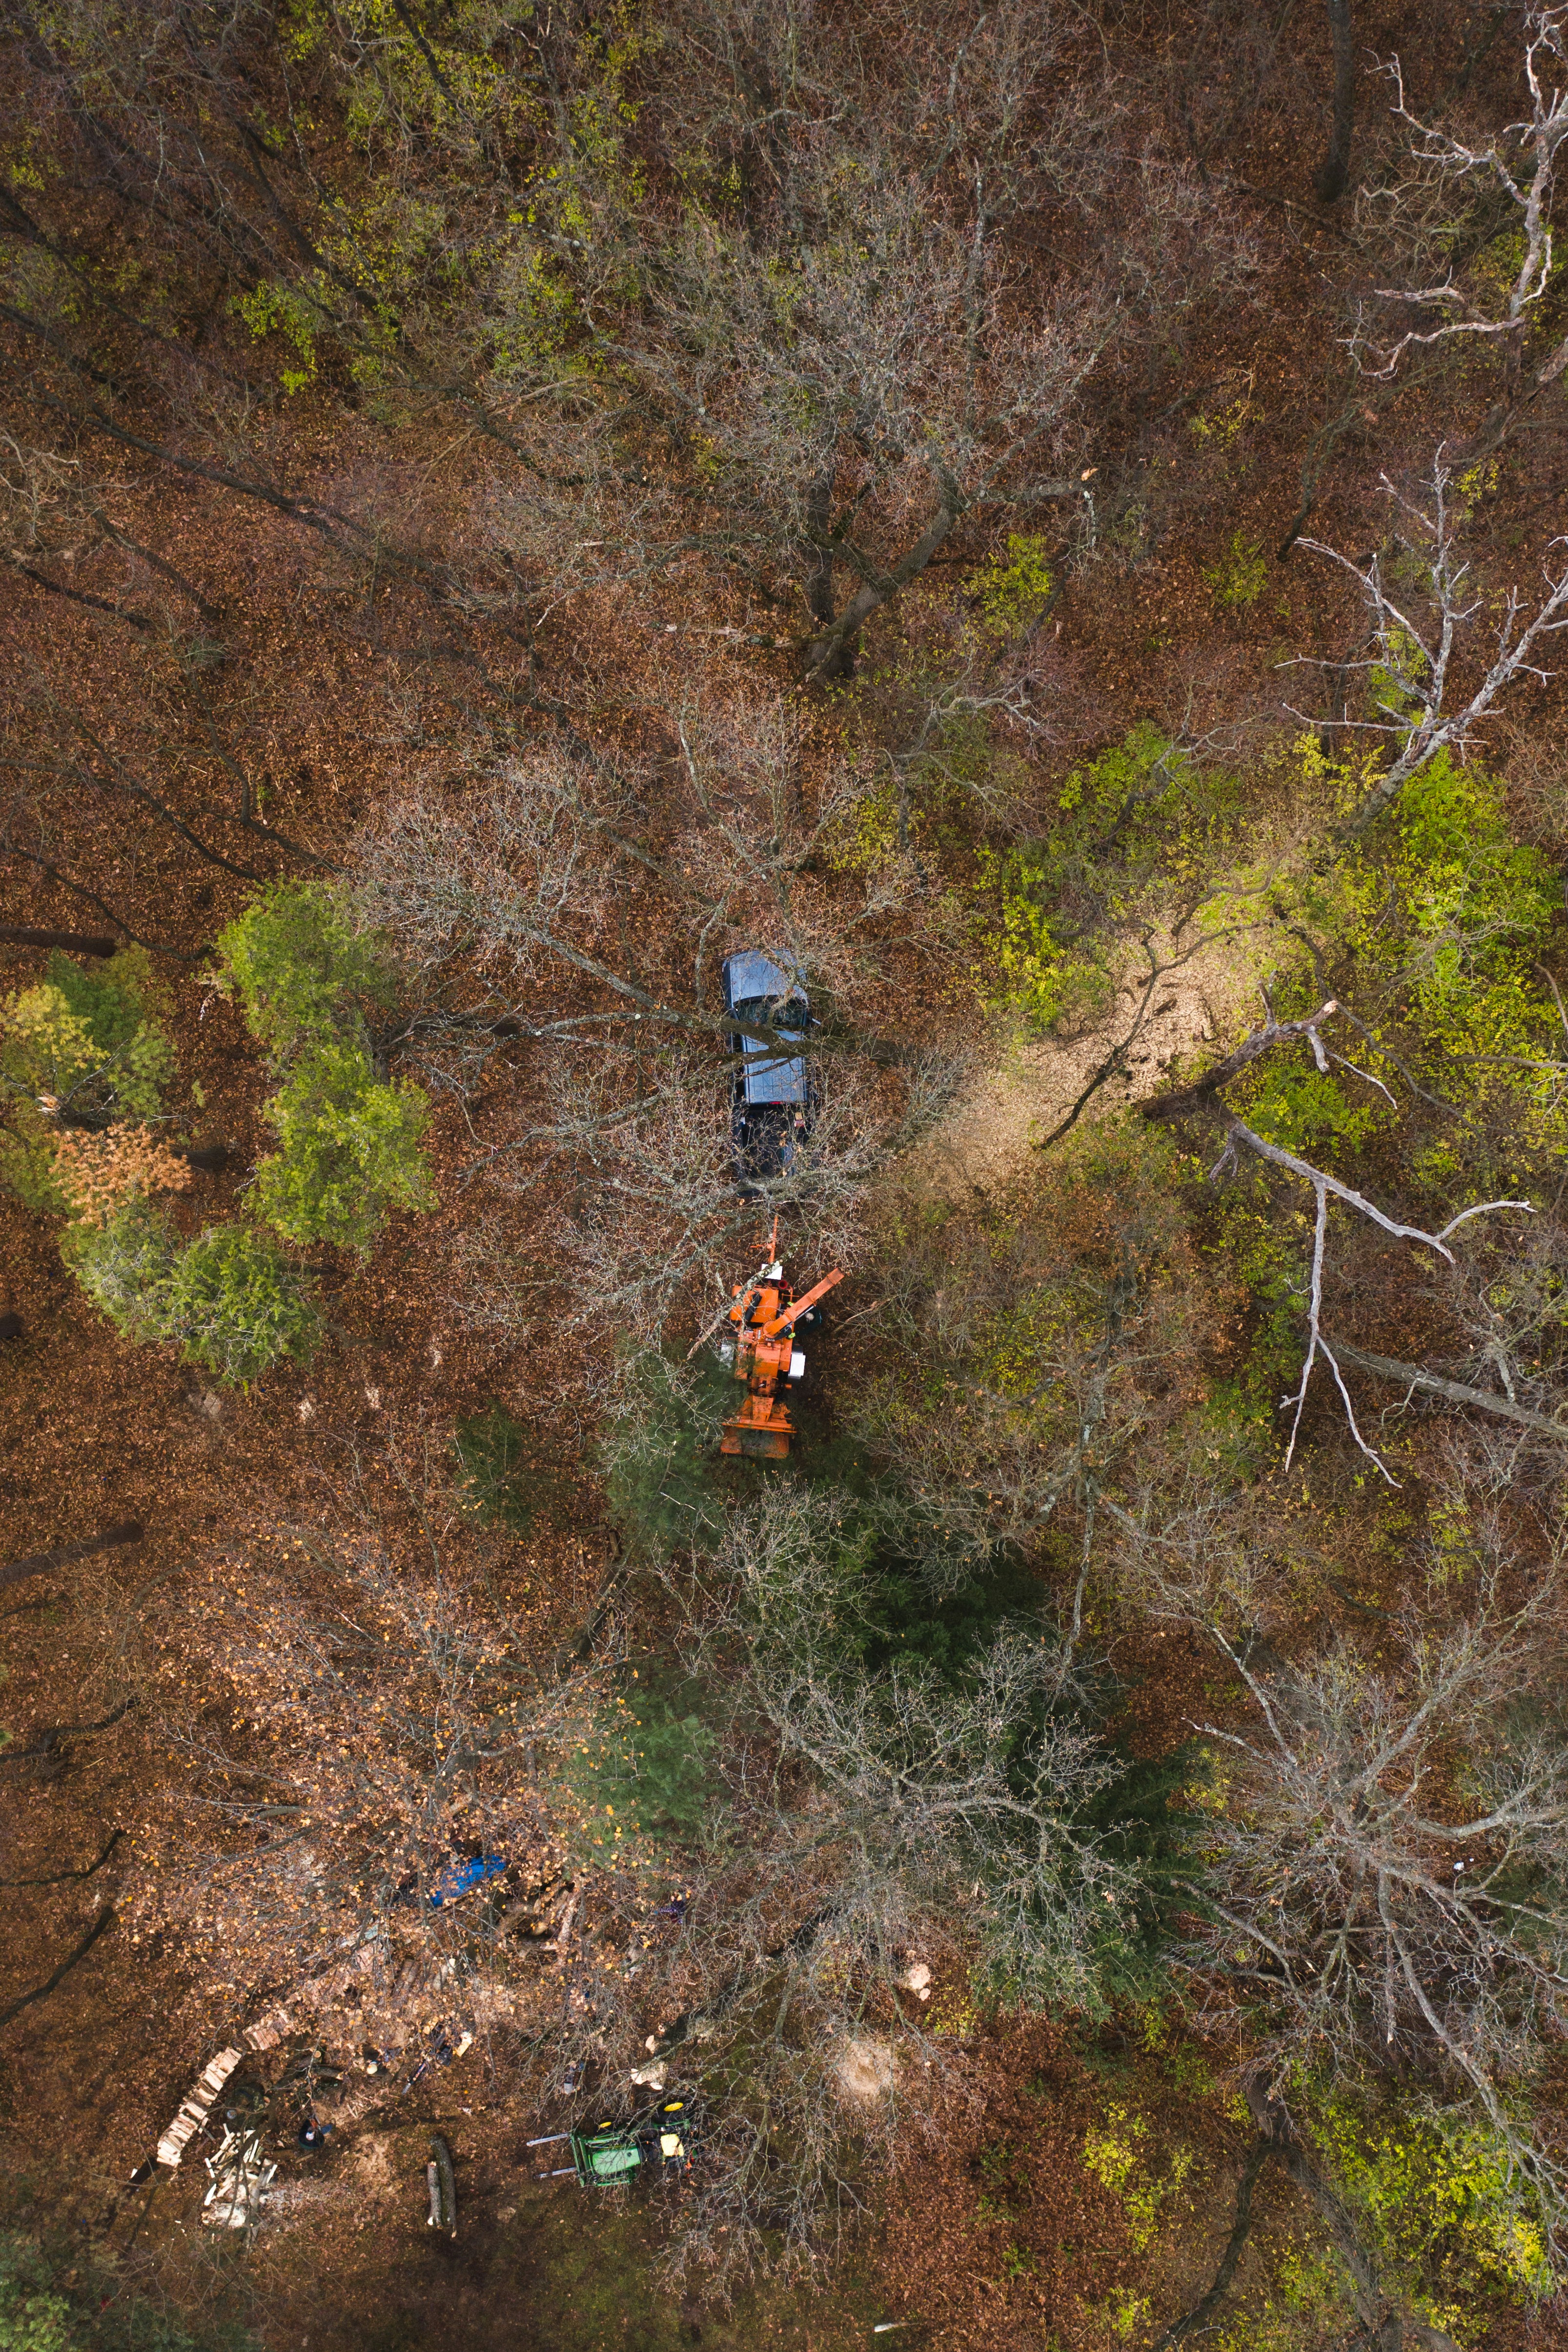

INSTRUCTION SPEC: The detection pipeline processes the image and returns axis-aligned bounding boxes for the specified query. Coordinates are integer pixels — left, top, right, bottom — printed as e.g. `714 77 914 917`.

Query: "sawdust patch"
346 2132 398 2193
254 2176 343 2237
835 2036 897 2106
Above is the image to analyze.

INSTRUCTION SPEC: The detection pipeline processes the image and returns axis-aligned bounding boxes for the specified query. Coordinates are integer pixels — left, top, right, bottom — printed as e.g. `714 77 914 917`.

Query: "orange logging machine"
718 1220 843 1461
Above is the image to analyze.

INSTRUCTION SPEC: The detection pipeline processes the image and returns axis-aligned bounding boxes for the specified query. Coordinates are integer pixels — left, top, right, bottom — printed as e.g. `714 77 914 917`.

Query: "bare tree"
1352 7 1568 389
0 430 221 627
631 158 1112 677
618 1485 1158 2287
1209 1109 1529 1485
351 710 968 1340
134 1473 603 2050
1143 1533 1568 2218
522 1048 937 1337
846 1124 1225 1594
351 722 914 1059
1291 455 1568 839
1135 992 1534 1479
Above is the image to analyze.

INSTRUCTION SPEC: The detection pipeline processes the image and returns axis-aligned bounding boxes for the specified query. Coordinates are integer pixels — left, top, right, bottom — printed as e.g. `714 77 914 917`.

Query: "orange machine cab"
719 1241 843 1461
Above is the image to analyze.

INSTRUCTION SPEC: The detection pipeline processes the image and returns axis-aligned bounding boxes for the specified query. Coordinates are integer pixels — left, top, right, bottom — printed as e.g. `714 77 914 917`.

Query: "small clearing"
916 929 1266 1199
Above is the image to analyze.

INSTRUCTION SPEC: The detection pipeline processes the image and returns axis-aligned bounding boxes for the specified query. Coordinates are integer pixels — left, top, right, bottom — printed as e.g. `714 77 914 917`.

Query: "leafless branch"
1209 1116 1531 1478
1351 9 1568 384
1289 456 1568 839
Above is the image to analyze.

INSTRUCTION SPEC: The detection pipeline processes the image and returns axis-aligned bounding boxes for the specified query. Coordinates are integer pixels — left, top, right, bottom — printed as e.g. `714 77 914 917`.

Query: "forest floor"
913 922 1266 1200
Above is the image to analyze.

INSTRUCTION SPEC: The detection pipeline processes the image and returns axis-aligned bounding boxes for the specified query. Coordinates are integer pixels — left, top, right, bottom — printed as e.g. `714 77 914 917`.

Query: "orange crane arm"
762 1267 844 1338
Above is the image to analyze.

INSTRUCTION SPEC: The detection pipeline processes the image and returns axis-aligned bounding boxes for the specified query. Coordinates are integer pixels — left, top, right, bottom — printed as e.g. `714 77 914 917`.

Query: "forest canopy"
4 5 1568 2351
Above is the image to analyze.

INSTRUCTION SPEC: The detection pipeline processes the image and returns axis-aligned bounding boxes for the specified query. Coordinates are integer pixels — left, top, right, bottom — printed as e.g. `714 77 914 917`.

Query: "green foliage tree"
0 2222 258 2351
1303 2079 1553 2336
1263 744 1567 1186
0 951 324 1383
567 1674 717 1851
0 2260 71 2352
599 1348 731 1563
253 1040 434 1253
0 894 428 1369
972 725 1244 1038
160 1224 324 1386
0 950 174 1210
216 880 435 1257
213 881 396 1061
452 1402 569 1536
62 1205 319 1387
60 1198 177 1337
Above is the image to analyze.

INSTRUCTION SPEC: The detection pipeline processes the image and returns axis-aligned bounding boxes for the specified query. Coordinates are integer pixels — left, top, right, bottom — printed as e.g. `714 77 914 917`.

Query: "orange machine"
719 1222 843 1461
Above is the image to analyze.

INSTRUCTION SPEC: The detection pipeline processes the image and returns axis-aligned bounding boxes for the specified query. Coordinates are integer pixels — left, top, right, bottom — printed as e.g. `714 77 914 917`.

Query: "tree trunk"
1242 2082 1463 2352
801 469 837 631
1151 2136 1272 2349
1314 0 1355 204
804 496 965 679
0 1905 116 2033
0 923 119 956
0 1521 143 1594
1323 1336 1568 1440
6 553 152 630
0 849 203 961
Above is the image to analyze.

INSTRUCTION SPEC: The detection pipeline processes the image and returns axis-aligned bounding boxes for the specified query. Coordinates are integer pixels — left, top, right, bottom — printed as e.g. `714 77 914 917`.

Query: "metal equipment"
718 1220 842 1461
556 2096 697 2189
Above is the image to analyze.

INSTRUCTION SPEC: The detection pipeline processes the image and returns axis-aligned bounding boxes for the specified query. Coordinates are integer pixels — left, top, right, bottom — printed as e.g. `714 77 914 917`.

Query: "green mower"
532 2096 698 2189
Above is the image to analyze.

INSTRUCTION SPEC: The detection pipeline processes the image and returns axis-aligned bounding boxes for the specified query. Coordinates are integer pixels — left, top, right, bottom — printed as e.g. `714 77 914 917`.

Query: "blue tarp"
428 1854 507 1906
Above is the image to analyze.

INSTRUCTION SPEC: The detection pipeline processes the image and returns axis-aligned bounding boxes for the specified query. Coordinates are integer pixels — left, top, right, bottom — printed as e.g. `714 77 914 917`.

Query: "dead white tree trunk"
1211 1113 1529 1482
1352 7 1568 386
1289 457 1568 838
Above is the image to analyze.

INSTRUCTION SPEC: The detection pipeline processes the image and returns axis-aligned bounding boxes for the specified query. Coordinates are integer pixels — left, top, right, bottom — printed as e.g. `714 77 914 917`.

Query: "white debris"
898 1961 932 1999
630 2060 668 2089
203 2127 277 2229
835 2037 897 2105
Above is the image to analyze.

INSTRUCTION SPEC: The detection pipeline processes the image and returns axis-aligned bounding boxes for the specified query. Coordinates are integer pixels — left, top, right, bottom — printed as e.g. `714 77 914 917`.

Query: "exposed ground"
914 927 1266 1200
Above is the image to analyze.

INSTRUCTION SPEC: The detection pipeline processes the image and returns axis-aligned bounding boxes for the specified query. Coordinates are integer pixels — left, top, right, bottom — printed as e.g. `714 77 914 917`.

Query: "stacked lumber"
156 1945 378 2165
155 2046 245 2168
